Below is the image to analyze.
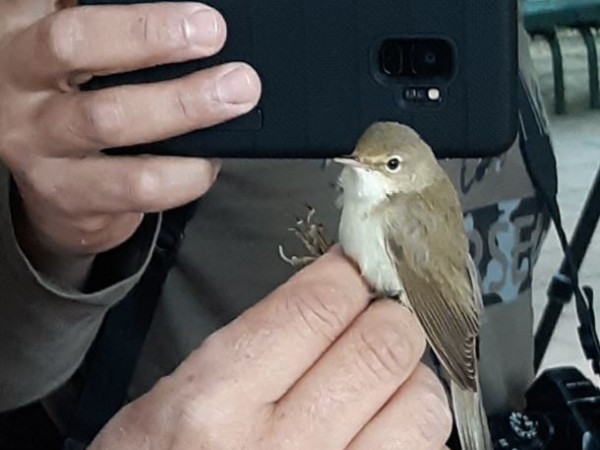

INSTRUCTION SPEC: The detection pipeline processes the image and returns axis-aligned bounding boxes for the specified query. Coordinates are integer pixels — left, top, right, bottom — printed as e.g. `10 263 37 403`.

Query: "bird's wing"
396 260 479 391
383 182 481 391
466 251 484 314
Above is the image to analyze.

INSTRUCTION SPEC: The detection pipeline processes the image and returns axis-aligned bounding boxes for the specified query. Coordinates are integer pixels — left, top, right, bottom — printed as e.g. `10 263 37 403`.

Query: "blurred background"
528 28 600 380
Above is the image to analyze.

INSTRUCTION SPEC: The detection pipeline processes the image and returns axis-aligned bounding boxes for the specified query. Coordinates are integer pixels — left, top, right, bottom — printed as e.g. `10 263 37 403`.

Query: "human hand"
90 249 452 449
0 1 260 282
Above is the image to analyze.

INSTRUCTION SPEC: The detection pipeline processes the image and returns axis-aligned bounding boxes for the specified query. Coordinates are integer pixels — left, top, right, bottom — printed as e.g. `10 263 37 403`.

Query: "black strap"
517 72 600 375
63 201 199 449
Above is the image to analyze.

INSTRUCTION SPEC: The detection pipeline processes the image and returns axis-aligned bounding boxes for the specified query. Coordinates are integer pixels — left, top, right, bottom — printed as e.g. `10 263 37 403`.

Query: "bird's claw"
278 245 317 268
278 205 333 269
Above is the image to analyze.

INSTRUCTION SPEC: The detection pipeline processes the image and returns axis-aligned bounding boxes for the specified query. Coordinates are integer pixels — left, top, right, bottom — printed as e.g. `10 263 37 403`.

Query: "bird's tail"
450 378 493 450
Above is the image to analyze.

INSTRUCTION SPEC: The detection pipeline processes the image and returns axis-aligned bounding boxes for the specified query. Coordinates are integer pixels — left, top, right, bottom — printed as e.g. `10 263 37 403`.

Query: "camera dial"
509 412 539 441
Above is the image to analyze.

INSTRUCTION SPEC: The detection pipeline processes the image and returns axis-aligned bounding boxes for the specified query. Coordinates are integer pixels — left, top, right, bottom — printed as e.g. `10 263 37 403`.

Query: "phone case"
78 0 518 159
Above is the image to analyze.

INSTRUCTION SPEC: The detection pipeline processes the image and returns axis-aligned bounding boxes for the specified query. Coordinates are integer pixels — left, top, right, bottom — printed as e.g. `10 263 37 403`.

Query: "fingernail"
215 65 258 105
185 9 220 48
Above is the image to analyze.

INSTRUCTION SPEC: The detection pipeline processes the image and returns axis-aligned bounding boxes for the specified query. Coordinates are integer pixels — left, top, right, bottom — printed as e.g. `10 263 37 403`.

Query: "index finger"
179 248 372 402
8 3 226 88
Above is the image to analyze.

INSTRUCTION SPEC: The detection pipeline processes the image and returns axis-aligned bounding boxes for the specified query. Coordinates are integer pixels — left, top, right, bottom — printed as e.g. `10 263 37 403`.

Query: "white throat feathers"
337 166 403 295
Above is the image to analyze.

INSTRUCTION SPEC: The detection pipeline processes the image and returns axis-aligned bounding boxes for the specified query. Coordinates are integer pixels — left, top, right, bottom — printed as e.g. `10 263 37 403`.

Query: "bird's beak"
333 156 367 169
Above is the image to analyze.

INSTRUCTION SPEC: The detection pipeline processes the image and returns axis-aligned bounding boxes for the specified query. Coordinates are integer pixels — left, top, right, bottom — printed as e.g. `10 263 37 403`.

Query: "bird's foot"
279 205 333 269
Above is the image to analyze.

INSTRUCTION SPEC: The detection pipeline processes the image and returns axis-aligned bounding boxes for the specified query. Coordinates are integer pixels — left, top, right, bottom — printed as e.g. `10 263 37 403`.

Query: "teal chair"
523 0 600 114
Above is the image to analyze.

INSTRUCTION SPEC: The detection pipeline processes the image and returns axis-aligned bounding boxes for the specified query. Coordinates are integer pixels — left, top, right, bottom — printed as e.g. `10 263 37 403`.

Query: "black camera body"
490 367 600 450
79 0 517 159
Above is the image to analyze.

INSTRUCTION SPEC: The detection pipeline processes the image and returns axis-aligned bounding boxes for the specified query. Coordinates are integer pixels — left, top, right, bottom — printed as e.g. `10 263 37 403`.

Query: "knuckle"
152 373 175 395
196 328 227 360
79 92 125 147
178 396 213 427
169 376 229 436
354 319 416 382
199 323 255 371
131 12 152 45
174 398 228 447
124 165 162 206
132 9 188 50
173 87 202 123
20 162 73 214
283 283 345 343
41 10 83 68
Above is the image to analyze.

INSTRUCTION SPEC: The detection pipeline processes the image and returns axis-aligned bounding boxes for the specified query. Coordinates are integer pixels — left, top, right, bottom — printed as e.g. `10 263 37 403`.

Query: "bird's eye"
386 157 401 172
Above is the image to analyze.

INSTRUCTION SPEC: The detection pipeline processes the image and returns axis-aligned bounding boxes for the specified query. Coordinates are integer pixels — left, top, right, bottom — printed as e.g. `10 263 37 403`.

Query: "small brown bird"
335 122 492 450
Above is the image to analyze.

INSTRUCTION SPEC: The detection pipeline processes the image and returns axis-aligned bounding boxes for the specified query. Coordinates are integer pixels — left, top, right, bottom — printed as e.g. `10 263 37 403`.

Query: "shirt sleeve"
0 161 160 412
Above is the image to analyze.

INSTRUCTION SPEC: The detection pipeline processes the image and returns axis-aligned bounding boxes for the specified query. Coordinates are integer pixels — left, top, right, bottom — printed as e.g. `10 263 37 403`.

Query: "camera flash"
427 88 441 101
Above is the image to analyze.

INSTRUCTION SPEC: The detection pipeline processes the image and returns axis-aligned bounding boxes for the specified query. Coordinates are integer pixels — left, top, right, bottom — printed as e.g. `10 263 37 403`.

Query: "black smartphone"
78 0 518 159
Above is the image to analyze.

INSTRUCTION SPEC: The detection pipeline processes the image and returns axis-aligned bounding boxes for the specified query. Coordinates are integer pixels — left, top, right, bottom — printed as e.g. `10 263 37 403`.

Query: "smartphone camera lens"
410 40 452 78
378 38 453 80
379 40 404 76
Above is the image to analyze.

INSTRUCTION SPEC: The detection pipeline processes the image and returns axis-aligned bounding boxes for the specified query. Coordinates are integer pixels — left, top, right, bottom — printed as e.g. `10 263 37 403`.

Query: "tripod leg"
534 168 600 372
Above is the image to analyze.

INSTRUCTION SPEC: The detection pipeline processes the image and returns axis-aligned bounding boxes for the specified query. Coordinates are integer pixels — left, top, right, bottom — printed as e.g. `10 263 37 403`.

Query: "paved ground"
528 29 600 380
